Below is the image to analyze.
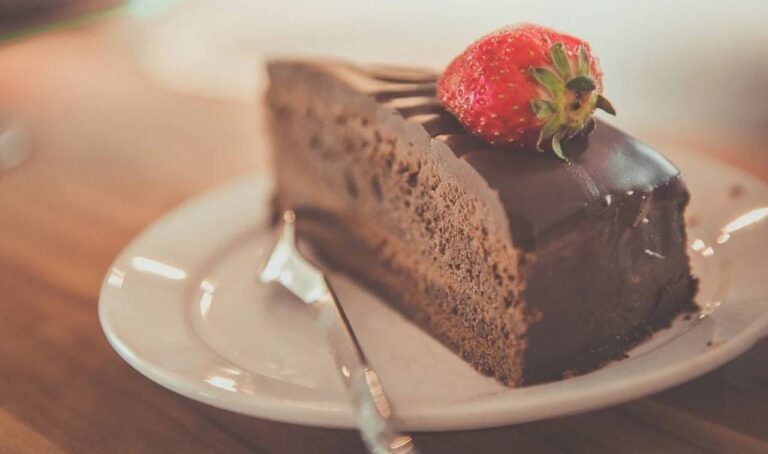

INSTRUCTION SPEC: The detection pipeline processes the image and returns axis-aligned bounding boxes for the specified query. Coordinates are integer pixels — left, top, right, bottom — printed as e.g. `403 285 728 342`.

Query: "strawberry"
437 23 615 159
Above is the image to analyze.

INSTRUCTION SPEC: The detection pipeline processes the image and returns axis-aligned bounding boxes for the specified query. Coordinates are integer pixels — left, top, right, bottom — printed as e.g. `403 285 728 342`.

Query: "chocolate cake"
265 59 697 385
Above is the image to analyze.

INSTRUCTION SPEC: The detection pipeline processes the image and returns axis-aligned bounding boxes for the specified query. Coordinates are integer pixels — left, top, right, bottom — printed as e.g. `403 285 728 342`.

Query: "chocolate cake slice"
265 59 697 385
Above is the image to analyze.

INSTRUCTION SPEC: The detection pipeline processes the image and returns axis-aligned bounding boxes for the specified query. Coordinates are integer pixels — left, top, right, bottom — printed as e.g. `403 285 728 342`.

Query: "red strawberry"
437 23 615 159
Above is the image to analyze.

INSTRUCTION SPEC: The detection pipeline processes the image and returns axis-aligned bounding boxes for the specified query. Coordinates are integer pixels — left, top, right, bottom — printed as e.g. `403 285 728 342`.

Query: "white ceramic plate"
99 149 768 431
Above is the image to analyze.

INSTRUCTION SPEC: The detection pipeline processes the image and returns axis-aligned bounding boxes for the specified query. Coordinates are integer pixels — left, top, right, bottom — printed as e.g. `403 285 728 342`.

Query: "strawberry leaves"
529 67 563 97
530 99 555 118
566 75 597 92
577 46 590 76
549 42 571 78
527 42 616 160
551 133 566 161
537 116 562 153
596 94 616 115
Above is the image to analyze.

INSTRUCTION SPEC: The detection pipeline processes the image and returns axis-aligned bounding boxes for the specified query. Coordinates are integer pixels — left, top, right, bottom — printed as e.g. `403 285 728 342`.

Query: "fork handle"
313 282 419 454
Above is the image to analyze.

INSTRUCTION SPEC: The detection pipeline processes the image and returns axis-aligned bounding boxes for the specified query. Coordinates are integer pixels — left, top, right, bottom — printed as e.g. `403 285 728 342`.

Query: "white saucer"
99 149 768 431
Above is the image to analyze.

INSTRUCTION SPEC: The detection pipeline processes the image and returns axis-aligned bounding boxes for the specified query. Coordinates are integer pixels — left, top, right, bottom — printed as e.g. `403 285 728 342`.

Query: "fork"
260 210 419 454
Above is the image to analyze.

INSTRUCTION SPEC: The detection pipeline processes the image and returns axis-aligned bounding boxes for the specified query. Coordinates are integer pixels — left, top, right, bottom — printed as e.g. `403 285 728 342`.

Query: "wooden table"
1 18 767 454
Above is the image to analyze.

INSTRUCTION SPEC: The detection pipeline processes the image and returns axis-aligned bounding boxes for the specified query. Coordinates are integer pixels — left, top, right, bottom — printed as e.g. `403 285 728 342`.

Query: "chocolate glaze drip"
462 126 682 249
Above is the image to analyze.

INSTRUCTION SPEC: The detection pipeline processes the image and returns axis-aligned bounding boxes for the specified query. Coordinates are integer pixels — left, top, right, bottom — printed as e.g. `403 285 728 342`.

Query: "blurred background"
0 3 766 451
1 0 767 181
